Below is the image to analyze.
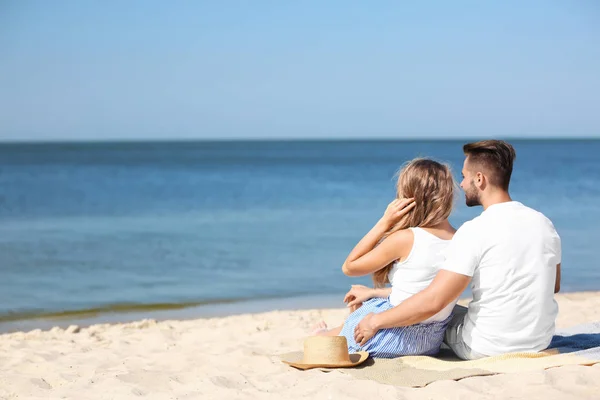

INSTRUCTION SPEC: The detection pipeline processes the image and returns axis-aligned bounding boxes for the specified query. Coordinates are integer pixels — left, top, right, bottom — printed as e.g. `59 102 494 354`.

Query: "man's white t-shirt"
442 201 561 356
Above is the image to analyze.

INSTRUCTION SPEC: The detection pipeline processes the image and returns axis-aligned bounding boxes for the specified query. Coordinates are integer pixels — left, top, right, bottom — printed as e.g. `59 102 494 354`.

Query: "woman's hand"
343 285 375 309
380 198 416 229
341 198 415 278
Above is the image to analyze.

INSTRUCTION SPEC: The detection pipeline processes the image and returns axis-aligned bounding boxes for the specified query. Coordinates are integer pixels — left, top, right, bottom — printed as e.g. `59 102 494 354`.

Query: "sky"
0 1 599 141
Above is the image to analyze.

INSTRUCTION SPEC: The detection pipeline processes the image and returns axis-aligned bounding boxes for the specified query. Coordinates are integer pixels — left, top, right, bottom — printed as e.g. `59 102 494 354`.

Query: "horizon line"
0 136 599 145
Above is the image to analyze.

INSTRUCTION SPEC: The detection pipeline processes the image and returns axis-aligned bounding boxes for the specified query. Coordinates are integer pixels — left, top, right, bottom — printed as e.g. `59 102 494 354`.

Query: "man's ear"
474 172 485 189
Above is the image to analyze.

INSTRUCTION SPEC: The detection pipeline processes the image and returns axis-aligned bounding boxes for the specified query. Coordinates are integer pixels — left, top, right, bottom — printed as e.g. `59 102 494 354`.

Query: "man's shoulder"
450 218 486 246
486 201 556 229
513 203 558 231
456 216 485 234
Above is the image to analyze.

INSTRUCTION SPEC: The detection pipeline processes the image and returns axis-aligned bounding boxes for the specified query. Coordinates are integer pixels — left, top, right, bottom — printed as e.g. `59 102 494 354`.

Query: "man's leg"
443 305 467 354
444 305 486 360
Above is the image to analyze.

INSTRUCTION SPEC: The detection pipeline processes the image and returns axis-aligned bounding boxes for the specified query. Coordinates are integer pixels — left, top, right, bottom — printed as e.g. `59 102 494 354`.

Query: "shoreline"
0 292 349 334
1 289 596 335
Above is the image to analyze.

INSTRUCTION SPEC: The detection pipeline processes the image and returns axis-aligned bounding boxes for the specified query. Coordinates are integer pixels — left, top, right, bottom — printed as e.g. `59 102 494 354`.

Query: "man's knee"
444 305 467 349
452 304 468 316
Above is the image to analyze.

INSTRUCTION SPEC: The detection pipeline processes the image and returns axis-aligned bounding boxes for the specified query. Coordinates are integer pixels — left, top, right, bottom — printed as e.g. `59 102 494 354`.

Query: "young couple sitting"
314 140 562 360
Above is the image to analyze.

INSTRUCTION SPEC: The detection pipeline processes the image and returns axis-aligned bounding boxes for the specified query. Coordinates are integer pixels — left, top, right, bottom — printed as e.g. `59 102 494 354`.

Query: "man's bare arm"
372 270 471 329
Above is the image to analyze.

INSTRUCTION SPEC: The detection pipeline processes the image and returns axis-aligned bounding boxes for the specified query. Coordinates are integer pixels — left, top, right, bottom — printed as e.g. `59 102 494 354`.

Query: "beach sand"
1 292 599 400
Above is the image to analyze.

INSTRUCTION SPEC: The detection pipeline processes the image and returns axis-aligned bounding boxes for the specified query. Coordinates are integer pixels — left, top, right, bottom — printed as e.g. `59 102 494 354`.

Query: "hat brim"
281 351 369 370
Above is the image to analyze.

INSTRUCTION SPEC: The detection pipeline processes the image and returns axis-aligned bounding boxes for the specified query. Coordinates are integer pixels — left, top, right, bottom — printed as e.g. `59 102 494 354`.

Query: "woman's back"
388 227 455 322
333 158 459 358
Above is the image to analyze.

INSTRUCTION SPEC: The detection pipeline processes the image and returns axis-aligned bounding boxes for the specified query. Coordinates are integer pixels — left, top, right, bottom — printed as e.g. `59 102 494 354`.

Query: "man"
354 140 562 360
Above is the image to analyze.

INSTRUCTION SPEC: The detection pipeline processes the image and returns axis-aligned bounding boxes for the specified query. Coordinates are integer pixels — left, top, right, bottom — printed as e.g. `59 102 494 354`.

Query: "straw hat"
281 336 369 370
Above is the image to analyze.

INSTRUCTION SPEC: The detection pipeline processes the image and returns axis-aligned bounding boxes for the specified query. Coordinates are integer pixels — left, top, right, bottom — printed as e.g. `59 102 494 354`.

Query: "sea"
1 139 599 332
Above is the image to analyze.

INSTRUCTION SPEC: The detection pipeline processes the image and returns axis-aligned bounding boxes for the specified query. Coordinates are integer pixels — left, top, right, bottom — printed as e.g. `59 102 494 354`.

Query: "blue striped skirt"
339 297 451 358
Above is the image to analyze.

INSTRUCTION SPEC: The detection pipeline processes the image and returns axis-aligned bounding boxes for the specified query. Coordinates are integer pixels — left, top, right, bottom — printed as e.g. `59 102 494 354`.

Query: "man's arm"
555 263 561 293
375 270 471 328
354 270 471 345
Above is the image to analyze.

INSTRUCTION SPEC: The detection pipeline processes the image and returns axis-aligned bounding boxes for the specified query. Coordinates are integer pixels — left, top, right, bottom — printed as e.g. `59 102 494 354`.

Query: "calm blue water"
0 140 599 324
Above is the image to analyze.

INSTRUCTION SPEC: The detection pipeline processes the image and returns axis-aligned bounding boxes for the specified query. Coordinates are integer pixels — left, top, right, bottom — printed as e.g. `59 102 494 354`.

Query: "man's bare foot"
311 320 329 336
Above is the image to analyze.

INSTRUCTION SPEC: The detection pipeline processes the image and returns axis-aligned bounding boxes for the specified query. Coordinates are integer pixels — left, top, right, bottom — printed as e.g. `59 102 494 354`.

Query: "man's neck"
481 190 513 211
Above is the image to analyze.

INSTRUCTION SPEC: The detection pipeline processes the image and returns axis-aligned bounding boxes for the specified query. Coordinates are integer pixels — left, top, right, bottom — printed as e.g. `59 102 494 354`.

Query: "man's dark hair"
463 140 516 190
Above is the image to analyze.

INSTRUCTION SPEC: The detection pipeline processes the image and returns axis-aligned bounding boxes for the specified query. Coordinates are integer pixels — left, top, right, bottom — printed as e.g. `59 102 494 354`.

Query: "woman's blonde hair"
372 158 456 287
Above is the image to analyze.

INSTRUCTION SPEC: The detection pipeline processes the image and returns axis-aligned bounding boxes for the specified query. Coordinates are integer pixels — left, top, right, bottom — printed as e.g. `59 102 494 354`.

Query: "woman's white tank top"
387 227 456 322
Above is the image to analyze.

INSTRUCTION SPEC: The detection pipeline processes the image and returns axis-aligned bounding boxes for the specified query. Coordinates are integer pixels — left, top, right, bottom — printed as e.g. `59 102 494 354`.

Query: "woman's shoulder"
383 228 416 263
385 227 415 243
382 228 415 252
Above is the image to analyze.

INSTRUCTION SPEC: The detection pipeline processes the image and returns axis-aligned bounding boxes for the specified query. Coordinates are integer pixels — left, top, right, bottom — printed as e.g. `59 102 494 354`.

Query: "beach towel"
281 321 600 388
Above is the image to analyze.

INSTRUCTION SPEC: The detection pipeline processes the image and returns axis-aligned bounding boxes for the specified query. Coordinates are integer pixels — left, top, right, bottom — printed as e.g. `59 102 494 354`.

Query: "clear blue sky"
1 1 599 141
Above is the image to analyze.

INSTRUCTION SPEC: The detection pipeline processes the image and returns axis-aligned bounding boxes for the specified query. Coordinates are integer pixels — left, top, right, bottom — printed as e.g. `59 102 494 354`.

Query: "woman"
314 158 458 358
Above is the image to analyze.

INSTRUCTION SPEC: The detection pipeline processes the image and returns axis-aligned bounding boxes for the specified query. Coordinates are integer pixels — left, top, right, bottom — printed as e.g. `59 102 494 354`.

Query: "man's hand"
354 313 380 346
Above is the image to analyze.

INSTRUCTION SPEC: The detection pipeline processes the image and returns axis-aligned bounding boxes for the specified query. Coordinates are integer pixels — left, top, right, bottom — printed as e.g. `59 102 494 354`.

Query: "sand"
1 292 600 400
